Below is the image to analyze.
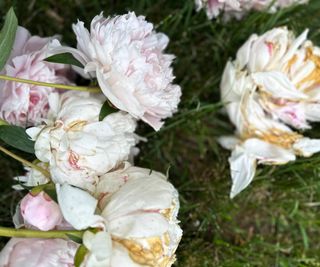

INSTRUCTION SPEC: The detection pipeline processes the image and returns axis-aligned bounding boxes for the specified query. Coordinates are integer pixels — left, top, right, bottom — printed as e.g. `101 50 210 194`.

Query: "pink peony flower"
0 26 72 127
52 12 181 131
20 191 63 231
0 238 78 267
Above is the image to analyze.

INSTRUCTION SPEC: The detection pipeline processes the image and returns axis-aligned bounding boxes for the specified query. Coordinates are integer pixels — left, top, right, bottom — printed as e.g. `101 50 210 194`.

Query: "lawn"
1 0 320 266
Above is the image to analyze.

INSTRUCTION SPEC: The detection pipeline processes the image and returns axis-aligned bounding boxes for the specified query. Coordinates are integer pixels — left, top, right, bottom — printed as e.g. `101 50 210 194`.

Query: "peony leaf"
99 100 117 121
45 53 84 68
0 125 35 154
0 8 18 71
74 244 88 267
67 234 84 245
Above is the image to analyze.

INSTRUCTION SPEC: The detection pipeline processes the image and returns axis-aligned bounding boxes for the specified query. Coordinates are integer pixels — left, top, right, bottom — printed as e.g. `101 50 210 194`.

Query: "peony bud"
20 191 63 231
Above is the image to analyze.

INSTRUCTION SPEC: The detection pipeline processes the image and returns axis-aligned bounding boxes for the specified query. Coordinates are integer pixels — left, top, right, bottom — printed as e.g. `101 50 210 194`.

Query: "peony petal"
229 145 257 198
293 138 320 157
102 175 174 221
252 71 307 100
243 138 296 165
96 69 142 117
236 34 258 70
82 231 112 267
217 135 240 150
109 212 169 239
56 184 105 230
110 243 141 267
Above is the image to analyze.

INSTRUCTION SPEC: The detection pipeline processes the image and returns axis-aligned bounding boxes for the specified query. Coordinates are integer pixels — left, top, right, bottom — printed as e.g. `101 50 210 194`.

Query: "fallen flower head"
220 27 320 198
52 12 181 131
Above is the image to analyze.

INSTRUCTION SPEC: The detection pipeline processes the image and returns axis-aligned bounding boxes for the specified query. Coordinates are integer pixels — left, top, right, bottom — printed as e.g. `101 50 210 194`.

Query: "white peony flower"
58 163 182 267
196 0 309 20
51 12 181 131
220 27 320 197
27 91 137 192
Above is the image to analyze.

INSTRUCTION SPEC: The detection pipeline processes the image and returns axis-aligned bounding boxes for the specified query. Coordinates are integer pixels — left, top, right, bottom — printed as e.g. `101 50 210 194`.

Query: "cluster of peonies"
0 12 182 267
219 26 320 198
195 0 308 20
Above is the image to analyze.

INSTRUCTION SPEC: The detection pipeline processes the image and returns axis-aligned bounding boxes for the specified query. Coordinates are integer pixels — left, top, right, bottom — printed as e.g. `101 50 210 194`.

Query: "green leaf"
0 119 8 126
0 8 18 71
74 245 88 267
99 100 117 121
31 183 57 202
67 233 83 244
45 53 83 68
0 125 34 153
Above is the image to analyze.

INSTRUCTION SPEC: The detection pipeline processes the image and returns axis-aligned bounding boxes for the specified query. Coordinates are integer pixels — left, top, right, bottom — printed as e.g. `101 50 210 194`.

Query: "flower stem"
0 145 50 178
0 74 100 93
0 227 84 240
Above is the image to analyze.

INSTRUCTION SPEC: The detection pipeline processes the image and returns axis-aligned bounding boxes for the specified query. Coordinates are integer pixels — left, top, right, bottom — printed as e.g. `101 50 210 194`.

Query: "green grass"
1 0 320 266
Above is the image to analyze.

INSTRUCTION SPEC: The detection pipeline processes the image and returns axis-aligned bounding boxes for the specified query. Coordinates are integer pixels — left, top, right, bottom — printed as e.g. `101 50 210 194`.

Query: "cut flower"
51 12 181 131
220 27 320 197
27 91 137 192
57 163 182 267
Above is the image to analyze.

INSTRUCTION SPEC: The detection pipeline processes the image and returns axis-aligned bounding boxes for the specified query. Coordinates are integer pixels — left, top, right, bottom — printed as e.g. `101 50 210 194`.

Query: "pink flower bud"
20 191 63 231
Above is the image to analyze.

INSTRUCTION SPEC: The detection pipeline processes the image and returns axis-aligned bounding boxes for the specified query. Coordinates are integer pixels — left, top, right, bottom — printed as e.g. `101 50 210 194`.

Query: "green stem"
0 227 83 239
0 145 50 178
0 74 100 93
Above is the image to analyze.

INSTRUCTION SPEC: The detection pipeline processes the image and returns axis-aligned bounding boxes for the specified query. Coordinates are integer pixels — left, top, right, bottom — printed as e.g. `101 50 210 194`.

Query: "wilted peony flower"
0 26 72 127
195 0 308 20
0 238 78 267
27 91 137 192
52 12 181 131
57 163 182 267
19 191 63 231
220 27 320 198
